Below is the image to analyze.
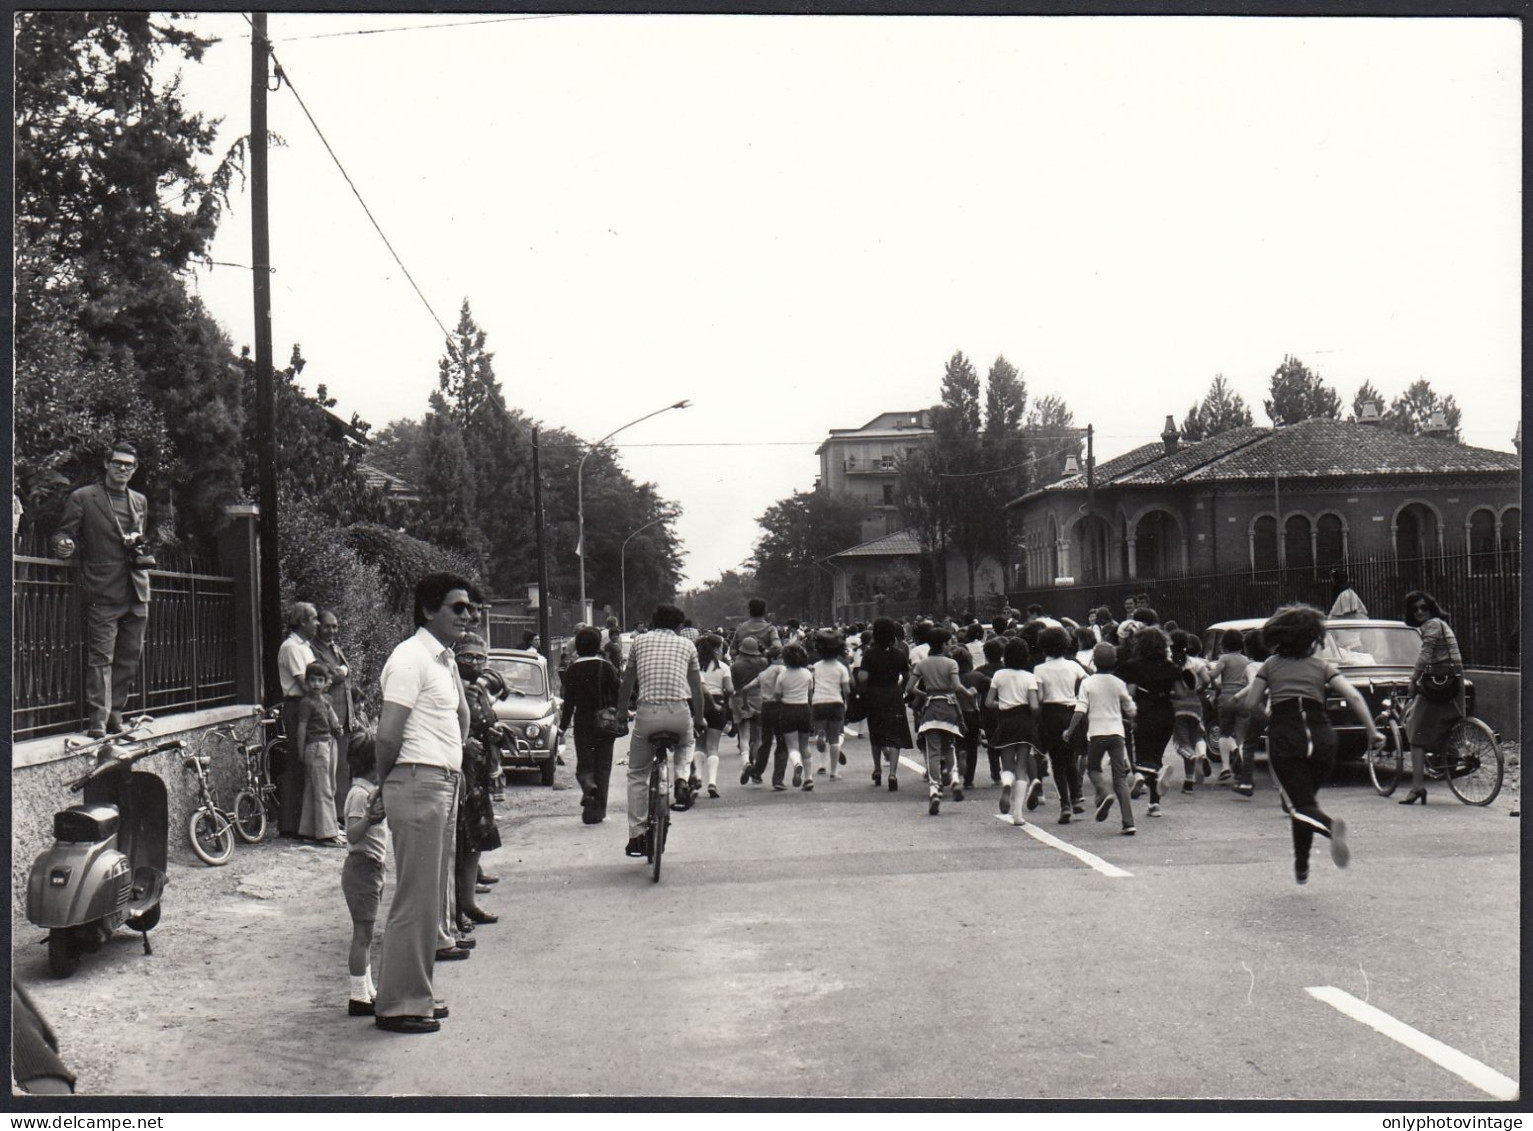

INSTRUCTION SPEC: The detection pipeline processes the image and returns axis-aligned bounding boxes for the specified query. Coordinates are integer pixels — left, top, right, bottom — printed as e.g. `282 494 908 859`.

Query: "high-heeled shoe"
1398 788 1427 805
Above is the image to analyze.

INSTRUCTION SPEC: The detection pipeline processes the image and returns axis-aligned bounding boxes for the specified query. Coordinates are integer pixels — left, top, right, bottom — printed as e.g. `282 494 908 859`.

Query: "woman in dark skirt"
558 626 623 823
856 616 913 790
1399 589 1467 805
454 634 504 927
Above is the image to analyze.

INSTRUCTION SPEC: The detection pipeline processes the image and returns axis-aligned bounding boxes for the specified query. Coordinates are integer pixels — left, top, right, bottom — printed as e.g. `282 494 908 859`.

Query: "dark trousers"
1039 702 1084 809
278 697 304 835
1132 709 1172 805
1267 699 1338 865
573 720 616 822
83 599 148 730
959 712 982 785
750 703 789 785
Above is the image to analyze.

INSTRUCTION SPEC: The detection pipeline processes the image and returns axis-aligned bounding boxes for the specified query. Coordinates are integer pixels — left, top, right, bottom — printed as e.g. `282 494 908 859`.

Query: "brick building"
1006 414 1521 587
816 410 933 543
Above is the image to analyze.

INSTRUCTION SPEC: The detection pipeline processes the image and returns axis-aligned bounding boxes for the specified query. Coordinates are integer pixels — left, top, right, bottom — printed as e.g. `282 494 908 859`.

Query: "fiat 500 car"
485 649 562 785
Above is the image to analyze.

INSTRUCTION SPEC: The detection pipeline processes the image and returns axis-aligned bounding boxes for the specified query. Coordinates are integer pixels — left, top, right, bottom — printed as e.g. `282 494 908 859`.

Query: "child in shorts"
342 729 389 1016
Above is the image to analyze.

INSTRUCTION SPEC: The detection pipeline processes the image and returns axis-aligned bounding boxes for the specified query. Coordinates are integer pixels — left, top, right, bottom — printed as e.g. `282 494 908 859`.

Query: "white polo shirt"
380 627 468 771
277 632 316 698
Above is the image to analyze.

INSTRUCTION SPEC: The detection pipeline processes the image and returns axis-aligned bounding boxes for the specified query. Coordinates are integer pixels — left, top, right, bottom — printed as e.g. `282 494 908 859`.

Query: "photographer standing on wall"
51 441 154 738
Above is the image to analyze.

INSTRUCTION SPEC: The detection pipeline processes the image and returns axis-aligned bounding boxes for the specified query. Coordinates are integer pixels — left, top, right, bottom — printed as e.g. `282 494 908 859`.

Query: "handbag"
588 658 629 737
1417 668 1462 703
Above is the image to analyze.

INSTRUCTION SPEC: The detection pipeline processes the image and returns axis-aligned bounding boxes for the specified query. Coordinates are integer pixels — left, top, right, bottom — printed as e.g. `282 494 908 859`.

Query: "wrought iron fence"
1005 551 1519 671
484 594 578 652
12 545 238 741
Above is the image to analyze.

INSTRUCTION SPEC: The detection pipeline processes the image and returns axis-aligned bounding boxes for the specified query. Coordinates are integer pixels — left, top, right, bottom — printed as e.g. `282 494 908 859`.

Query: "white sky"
172 13 1522 590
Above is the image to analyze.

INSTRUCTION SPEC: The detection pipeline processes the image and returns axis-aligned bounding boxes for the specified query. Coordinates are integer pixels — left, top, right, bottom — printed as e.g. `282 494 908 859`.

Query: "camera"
122 532 156 569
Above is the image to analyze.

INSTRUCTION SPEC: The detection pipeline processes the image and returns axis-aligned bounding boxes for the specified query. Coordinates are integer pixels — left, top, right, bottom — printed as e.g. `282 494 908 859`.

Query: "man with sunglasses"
51 442 153 738
372 572 482 1035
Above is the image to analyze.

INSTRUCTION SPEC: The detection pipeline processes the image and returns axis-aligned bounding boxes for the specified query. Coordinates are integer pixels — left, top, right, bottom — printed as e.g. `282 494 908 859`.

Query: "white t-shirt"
344 779 389 864
990 667 1039 710
1076 672 1136 739
277 633 316 698
810 658 851 704
1034 657 1088 706
1075 648 1097 673
380 628 467 771
700 661 732 699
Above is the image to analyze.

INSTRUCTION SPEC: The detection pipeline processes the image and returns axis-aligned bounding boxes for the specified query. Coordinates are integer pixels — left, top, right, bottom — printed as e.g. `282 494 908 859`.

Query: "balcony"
843 458 899 475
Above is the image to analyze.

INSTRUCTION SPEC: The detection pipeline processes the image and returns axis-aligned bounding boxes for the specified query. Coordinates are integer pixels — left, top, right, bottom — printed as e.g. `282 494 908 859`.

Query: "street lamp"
620 515 669 629
577 399 691 622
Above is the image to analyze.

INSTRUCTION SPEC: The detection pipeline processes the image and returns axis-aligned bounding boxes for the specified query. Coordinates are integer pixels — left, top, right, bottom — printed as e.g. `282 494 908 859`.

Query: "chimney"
1161 414 1180 455
1422 409 1451 438
1357 399 1382 424
1062 453 1080 477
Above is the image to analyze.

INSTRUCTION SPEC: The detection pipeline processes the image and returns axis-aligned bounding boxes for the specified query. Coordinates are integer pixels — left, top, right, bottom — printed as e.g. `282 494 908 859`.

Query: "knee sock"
705 753 719 787
828 743 841 775
350 973 371 1002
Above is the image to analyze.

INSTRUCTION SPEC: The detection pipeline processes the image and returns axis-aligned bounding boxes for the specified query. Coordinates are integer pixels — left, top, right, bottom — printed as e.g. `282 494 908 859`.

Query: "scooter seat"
54 804 118 843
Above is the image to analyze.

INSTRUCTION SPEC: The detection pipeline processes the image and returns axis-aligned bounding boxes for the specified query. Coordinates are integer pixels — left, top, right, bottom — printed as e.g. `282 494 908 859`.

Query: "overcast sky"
173 13 1521 590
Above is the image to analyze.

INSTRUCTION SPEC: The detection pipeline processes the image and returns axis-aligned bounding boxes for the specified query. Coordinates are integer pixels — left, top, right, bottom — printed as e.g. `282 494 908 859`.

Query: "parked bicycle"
205 707 282 843
182 745 239 866
1366 682 1504 805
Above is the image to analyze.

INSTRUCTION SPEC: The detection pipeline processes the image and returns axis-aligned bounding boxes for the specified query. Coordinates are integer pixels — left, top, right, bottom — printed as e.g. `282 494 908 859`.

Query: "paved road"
20 734 1518 1101
325 734 1520 1100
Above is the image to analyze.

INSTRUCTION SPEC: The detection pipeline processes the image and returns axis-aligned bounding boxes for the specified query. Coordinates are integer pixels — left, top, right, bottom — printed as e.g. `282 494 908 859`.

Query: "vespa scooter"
26 718 185 978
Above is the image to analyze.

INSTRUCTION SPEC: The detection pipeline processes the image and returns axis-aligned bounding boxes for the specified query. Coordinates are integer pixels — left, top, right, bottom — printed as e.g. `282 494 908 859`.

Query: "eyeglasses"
448 601 479 616
108 459 137 469
458 654 486 663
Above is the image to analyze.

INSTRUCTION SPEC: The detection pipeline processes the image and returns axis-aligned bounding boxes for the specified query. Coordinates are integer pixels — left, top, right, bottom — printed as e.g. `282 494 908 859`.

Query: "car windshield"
487 658 547 697
1317 626 1420 668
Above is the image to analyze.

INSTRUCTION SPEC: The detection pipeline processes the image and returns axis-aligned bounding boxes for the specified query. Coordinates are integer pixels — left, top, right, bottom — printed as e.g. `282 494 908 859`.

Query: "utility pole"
532 427 551 666
250 13 281 702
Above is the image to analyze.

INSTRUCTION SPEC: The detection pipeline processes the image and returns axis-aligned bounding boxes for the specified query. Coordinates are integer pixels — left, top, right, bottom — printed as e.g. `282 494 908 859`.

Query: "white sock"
828 744 840 774
350 973 371 1002
705 754 719 787
1001 770 1016 788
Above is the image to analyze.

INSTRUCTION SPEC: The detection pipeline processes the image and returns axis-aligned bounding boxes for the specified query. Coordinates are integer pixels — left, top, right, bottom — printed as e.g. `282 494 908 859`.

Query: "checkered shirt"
628 628 700 704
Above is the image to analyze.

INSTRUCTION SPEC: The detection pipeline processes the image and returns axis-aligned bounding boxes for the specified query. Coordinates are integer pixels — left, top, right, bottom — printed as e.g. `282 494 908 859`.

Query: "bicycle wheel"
1366 717 1404 796
233 789 267 843
1443 717 1503 806
649 749 668 883
189 807 235 865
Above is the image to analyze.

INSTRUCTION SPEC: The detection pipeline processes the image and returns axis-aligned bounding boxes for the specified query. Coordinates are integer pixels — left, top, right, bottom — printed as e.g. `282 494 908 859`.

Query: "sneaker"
1071 801 1086 815
803 779 814 792
1200 756 1213 778
838 751 847 766
1182 781 1196 795
817 734 827 754
624 835 647 857
888 776 898 792
772 783 787 791
689 775 702 793
1121 826 1136 836
828 772 839 781
1095 794 1114 822
1130 773 1146 800
1234 783 1254 799
1329 818 1350 869
1011 812 1026 827
708 784 720 799
1025 779 1043 811
792 765 803 788
1218 768 1232 783
999 783 1013 814
872 771 882 787
751 775 763 785
1157 763 1176 792
1057 810 1071 824
348 998 376 1016
952 782 964 802
1147 802 1162 818
740 766 751 785
816 767 827 776
1295 859 1310 885
928 793 941 816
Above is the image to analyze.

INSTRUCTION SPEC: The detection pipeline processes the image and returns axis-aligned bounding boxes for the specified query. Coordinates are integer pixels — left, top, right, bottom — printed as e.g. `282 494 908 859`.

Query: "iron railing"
1005 551 1519 671
12 546 238 741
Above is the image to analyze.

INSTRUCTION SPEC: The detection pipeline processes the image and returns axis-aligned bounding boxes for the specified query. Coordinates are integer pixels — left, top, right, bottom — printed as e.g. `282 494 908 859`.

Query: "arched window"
1468 509 1497 572
1251 515 1279 572
1315 513 1345 569
1394 502 1439 561
1075 515 1112 584
1284 514 1314 570
1500 507 1520 572
1134 510 1179 579
1045 514 1061 581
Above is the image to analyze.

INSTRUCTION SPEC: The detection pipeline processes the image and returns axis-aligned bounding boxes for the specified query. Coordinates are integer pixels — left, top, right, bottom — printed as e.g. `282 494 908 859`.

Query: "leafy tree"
680 568 759 631
1351 380 1385 420
1263 355 1342 425
1384 379 1462 441
984 355 1027 436
1024 393 1075 430
750 489 866 621
366 418 426 485
1181 373 1253 442
416 390 488 565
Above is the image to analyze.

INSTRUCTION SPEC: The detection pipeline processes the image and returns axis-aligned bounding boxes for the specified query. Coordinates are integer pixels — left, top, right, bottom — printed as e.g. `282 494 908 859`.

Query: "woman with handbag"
559 626 625 824
1400 589 1467 806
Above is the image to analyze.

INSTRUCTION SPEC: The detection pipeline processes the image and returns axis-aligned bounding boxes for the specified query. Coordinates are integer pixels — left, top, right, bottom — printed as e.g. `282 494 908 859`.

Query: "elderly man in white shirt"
371 572 478 1035
276 601 319 837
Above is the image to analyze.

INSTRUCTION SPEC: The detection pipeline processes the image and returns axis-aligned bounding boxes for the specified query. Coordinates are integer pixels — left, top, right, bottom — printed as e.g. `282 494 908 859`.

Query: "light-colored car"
485 649 562 786
1201 617 1473 757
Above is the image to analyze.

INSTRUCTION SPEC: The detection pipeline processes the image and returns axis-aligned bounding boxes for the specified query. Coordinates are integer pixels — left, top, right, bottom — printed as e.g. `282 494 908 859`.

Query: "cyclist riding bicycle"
618 604 706 859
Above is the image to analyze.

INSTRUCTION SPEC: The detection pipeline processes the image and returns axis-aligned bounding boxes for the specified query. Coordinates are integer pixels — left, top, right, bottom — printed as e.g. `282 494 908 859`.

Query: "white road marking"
992 814 1133 878
1306 986 1519 1101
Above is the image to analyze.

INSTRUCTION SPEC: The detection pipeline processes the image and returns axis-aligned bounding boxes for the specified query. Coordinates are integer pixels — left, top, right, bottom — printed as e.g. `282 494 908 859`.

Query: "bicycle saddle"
648 731 683 745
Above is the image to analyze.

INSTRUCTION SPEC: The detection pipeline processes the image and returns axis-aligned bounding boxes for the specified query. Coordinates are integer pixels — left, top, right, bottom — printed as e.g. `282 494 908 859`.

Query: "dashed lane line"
1306 986 1518 1101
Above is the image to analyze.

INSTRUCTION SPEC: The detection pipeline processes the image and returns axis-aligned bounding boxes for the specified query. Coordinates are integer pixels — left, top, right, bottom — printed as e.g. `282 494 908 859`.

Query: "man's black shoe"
465 907 499 925
452 935 476 949
477 874 500 885
375 1015 440 1034
348 999 375 1016
624 835 647 857
433 1005 450 1019
434 946 471 961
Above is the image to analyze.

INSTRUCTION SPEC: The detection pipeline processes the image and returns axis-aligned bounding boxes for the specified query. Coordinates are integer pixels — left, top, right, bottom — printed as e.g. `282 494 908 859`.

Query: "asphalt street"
17 732 1520 1102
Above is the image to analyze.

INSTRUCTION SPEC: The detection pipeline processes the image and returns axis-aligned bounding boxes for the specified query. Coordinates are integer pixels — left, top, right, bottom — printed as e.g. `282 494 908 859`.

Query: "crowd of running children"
608 597 1382 887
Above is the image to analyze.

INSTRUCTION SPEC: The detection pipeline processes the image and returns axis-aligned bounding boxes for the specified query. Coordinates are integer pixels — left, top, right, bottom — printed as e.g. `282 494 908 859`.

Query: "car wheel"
539 757 557 786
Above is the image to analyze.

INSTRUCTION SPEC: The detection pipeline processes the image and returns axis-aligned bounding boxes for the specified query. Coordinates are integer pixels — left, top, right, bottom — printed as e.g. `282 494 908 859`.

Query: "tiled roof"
1115 426 1268 484
828 528 924 559
1181 419 1521 481
1007 441 1165 505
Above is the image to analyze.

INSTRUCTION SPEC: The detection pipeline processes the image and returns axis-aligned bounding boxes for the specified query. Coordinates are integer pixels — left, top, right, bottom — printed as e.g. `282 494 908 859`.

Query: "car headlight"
524 723 541 739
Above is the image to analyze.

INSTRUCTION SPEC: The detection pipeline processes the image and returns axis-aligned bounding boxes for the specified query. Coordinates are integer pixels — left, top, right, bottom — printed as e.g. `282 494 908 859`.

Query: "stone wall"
11 705 261 917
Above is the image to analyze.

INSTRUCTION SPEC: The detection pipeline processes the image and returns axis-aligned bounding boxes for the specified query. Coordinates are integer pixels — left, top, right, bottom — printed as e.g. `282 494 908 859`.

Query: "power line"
274 14 566 42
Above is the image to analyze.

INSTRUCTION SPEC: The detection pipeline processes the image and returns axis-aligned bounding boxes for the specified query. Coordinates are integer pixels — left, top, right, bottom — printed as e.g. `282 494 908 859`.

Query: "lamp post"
620 515 668 630
577 399 691 623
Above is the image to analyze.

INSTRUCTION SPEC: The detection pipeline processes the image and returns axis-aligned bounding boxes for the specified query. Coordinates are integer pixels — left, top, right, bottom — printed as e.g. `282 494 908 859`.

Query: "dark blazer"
52 482 151 604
